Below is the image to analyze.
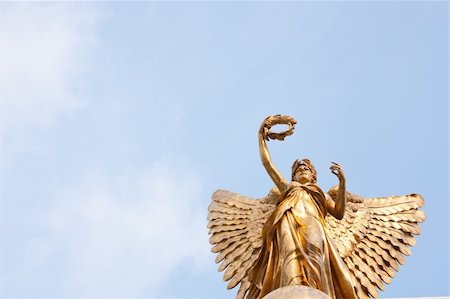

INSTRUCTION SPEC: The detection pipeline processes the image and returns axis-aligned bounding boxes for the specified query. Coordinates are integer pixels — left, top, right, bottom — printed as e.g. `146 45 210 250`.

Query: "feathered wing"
325 188 426 299
208 189 279 299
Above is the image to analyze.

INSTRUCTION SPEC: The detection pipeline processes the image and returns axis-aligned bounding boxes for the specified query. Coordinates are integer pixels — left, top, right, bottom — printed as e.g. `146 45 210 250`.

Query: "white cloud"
0 4 211 296
0 3 99 157
46 161 209 296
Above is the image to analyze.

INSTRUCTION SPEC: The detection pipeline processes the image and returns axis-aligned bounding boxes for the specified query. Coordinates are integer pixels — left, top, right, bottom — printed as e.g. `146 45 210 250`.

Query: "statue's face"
294 165 315 184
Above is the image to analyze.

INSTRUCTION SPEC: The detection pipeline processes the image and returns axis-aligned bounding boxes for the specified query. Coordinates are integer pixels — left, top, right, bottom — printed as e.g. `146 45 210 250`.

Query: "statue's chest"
285 189 323 219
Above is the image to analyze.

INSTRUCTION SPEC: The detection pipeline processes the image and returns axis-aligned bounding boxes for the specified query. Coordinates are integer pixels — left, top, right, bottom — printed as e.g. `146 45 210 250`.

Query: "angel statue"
208 115 426 299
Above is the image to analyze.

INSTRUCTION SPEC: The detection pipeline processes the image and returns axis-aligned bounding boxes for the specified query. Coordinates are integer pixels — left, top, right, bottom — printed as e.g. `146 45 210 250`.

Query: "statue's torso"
282 181 327 220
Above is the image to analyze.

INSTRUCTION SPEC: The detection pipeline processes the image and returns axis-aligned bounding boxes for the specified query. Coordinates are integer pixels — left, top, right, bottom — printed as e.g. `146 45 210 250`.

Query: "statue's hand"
259 115 274 141
259 115 297 141
330 162 346 183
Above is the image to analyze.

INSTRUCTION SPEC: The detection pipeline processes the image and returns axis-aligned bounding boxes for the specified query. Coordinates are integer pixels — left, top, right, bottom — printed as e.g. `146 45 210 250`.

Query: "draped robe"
247 181 357 299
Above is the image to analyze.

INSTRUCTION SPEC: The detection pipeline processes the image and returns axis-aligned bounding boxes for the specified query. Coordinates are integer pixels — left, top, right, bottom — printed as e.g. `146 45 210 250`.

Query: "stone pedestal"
262 286 332 299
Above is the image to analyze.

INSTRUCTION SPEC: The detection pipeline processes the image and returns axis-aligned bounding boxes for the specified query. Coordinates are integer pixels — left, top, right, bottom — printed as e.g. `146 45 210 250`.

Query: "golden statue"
208 115 425 299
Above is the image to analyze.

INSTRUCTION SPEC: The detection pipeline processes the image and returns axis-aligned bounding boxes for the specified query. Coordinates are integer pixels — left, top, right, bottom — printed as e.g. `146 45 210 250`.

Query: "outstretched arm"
326 162 347 219
258 116 289 192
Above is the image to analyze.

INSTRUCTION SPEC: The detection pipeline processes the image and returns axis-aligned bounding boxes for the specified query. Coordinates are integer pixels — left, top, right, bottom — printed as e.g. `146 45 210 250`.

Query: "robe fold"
247 182 357 299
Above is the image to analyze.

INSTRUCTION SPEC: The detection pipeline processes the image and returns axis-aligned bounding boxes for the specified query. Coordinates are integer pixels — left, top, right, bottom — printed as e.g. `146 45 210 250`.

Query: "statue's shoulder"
287 181 302 189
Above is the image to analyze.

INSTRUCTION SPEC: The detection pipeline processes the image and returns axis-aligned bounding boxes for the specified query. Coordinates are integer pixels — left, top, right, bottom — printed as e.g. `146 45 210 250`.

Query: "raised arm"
325 162 347 219
258 115 296 192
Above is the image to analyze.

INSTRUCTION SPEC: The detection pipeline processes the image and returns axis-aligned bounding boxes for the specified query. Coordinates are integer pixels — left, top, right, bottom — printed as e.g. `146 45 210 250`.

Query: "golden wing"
208 188 279 299
325 188 425 299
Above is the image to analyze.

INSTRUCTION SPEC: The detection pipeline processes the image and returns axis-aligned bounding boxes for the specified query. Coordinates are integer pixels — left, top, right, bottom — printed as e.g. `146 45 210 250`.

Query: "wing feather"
349 270 370 299
226 250 255 286
370 210 426 223
208 189 277 298
208 211 248 221
209 229 248 244
228 252 259 289
209 203 252 215
218 243 248 272
347 256 379 298
364 194 424 210
370 216 421 235
369 219 416 246
366 231 406 263
215 239 248 263
209 223 248 234
326 190 425 299
361 239 400 271
236 279 251 299
211 234 247 253
354 244 392 284
208 218 247 228
224 246 253 282
351 251 384 290
358 242 396 278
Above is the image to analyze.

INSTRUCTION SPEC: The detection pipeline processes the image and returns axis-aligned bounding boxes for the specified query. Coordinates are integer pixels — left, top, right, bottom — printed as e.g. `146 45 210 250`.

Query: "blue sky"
0 2 447 299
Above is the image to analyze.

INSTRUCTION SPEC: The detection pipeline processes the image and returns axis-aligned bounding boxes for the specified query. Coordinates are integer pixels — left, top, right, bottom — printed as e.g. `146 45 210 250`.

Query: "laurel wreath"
262 114 297 141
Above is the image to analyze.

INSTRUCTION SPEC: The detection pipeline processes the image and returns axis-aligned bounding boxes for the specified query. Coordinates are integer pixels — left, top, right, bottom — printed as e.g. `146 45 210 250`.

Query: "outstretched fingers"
330 162 344 178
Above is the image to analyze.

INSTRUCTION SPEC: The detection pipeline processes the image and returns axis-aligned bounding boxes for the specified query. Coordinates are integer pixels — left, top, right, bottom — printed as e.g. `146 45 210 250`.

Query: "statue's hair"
291 159 317 182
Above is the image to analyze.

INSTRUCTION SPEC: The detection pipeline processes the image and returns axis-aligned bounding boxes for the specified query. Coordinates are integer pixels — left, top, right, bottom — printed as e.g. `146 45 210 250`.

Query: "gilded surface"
262 286 332 299
207 115 425 299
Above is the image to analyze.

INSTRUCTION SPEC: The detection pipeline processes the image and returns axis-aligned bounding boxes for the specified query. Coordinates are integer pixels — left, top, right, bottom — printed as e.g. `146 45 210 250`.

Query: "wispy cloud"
45 161 208 296
0 3 100 159
1 4 211 297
